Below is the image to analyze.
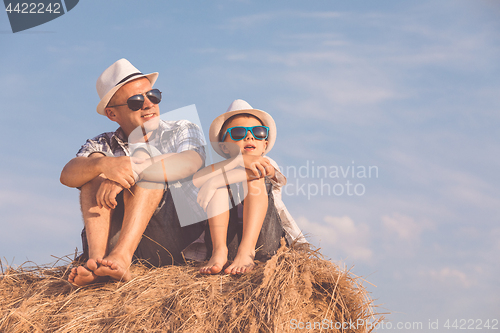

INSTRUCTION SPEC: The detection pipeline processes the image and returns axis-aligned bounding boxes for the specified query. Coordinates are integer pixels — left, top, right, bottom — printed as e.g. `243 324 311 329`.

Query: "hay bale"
0 242 382 332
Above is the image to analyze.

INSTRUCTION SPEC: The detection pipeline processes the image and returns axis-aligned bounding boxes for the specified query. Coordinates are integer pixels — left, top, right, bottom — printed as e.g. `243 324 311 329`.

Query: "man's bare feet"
68 261 99 286
224 251 255 275
200 247 228 275
94 256 132 282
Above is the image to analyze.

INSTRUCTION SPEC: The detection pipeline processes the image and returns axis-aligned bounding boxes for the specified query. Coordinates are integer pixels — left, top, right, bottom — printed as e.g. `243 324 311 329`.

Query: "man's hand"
99 156 139 189
96 179 124 210
241 155 274 179
130 156 152 181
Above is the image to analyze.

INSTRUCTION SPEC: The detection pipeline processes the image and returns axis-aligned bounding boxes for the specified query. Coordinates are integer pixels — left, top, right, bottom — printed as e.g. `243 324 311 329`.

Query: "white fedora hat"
96 58 158 115
209 99 277 157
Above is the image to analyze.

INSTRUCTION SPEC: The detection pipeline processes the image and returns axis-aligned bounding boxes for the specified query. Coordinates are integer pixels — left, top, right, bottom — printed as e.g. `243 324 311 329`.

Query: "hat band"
115 72 143 86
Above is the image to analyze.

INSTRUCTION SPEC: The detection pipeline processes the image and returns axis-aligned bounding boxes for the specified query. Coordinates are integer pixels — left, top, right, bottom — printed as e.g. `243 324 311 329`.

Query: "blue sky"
1 0 499 331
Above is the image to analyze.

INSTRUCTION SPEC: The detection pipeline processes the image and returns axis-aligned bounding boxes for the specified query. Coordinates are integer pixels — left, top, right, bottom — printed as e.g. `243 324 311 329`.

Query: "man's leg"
69 175 114 286
93 181 164 281
134 187 205 267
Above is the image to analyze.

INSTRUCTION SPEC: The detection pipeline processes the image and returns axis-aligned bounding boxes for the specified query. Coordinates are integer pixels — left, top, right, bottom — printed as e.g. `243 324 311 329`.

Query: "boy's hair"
219 113 265 142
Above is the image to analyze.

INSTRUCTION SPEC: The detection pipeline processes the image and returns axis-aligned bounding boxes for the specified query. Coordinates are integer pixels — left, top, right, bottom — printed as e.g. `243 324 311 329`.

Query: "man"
61 59 205 286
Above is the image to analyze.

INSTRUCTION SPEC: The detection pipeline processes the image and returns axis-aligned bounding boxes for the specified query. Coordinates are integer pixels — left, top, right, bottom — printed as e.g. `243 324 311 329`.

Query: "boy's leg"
200 188 231 274
253 182 283 261
225 178 268 275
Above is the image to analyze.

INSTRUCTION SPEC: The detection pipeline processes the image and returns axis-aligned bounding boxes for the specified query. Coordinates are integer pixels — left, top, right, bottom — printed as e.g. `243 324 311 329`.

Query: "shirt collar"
111 122 165 146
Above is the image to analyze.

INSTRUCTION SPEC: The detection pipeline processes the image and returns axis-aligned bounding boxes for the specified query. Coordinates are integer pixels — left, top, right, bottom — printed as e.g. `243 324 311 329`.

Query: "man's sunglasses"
108 89 162 111
221 126 269 142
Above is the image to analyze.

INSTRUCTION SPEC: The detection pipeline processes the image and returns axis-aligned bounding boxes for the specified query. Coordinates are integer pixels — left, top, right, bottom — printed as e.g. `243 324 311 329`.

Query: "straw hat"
209 99 276 157
96 58 158 115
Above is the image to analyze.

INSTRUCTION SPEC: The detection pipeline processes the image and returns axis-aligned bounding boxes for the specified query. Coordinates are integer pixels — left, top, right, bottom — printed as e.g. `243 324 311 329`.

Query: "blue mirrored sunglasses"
222 126 269 142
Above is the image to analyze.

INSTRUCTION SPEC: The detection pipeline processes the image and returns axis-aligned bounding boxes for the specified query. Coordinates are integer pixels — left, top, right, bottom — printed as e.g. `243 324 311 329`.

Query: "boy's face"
219 115 268 157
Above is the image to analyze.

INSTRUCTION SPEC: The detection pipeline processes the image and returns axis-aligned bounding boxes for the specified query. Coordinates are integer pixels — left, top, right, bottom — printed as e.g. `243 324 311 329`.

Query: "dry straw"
0 241 383 332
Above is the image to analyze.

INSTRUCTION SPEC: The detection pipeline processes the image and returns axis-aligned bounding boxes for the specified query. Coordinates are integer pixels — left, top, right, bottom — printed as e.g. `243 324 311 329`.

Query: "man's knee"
123 182 165 207
80 176 105 206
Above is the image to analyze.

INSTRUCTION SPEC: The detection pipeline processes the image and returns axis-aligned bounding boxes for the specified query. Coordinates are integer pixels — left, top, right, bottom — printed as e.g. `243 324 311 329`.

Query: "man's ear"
105 108 117 121
219 142 230 154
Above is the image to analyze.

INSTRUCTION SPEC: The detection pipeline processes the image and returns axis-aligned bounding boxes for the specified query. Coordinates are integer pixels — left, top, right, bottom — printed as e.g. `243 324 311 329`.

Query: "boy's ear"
219 142 230 154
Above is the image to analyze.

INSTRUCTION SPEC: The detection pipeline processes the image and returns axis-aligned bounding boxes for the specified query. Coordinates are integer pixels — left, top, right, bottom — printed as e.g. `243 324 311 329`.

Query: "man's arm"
60 153 136 189
135 150 203 184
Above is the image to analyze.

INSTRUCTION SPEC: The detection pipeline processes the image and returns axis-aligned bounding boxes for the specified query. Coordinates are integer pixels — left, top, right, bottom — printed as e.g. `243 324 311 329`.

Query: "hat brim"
96 72 158 115
209 108 277 157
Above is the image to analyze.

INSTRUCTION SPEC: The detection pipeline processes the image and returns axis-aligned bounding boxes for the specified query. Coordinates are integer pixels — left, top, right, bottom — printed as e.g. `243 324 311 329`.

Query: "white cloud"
423 267 474 288
489 227 500 252
224 12 277 29
224 11 344 30
383 149 500 214
0 174 82 264
296 215 373 261
381 212 434 242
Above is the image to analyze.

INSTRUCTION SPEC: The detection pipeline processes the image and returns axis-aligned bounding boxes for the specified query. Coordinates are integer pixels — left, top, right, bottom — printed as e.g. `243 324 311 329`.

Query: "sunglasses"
221 126 269 142
108 89 162 111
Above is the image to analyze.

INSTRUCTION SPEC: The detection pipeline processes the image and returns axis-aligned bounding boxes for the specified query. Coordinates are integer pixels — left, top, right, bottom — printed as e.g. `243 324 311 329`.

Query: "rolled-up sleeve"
267 157 287 188
174 121 206 162
76 133 114 157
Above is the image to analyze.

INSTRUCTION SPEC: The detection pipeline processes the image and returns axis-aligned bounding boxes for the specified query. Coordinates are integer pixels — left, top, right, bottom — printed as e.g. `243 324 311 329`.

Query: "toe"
87 259 98 271
76 265 93 277
210 264 222 274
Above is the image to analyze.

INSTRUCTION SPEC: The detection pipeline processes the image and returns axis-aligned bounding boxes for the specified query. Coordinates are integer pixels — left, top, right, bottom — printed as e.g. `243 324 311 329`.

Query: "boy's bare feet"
94 256 132 282
68 260 100 286
224 251 255 275
200 247 228 274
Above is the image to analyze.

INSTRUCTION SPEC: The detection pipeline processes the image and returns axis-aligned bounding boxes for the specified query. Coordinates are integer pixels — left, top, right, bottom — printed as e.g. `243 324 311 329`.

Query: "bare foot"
224 251 255 275
200 247 228 275
68 262 99 286
94 256 131 282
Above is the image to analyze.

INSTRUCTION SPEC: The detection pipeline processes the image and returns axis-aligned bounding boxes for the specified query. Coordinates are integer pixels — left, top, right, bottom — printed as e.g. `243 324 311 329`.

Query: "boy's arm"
193 154 275 188
192 155 242 188
241 155 274 179
196 168 248 211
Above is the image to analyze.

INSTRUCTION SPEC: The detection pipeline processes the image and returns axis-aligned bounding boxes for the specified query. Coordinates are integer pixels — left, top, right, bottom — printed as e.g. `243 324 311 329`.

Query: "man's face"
105 77 160 137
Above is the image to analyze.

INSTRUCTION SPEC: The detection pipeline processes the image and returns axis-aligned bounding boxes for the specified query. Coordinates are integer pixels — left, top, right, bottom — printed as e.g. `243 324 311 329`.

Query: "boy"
193 99 306 275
